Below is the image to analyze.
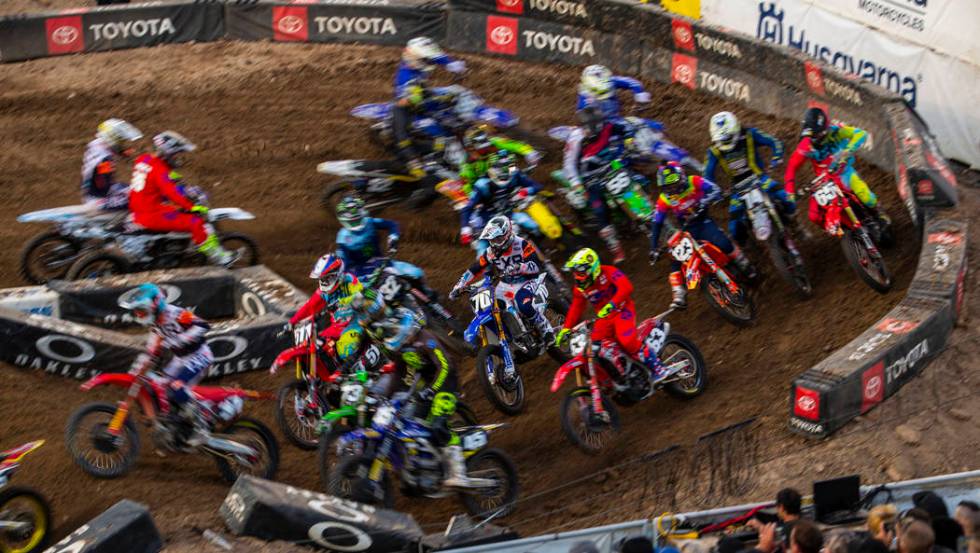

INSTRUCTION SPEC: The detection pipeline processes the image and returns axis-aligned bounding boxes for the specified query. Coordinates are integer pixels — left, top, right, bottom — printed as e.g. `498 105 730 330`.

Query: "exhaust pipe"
201 436 259 460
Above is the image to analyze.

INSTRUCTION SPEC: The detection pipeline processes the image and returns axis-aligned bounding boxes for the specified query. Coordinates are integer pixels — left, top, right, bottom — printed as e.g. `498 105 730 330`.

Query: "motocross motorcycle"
655 213 758 327
318 154 458 213
461 274 569 415
729 174 812 298
65 358 279 483
802 155 893 293
351 85 519 163
328 390 518 517
62 207 258 280
552 310 706 454
547 115 701 172
512 188 588 256
271 315 388 450
16 205 124 284
0 440 50 553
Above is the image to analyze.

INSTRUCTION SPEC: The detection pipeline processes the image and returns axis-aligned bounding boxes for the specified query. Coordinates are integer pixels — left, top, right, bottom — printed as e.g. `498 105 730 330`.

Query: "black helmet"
577 105 606 137
801 107 829 142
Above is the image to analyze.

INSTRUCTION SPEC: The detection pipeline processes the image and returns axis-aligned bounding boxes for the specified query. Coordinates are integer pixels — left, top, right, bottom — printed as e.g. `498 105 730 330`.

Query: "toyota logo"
806 68 823 90
865 375 882 400
674 26 691 45
674 64 693 84
490 25 514 45
278 15 304 34
796 395 816 413
51 25 79 45
500 0 521 5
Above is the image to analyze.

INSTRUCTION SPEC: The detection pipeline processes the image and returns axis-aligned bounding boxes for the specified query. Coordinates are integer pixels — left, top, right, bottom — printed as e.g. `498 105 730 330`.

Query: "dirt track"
0 40 972 550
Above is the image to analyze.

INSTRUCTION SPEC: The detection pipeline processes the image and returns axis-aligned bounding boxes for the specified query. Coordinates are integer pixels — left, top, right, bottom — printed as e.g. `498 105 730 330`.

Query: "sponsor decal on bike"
672 19 695 52
273 6 309 42
861 360 885 413
698 70 750 103
671 52 698 90
206 335 262 376
885 337 929 385
790 417 825 435
496 0 524 14
521 30 595 56
313 16 397 36
876 318 919 334
46 16 84 54
528 0 588 18
793 385 820 420
89 18 176 41
486 15 518 56
847 331 892 361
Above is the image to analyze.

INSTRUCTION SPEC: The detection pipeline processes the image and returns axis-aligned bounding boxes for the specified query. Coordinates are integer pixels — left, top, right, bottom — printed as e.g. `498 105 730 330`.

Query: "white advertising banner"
701 0 980 168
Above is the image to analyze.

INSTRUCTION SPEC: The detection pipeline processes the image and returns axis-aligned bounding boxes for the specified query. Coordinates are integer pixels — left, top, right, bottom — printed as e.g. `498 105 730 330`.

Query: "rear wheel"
702 273 756 327
767 233 812 299
65 251 131 280
275 380 327 451
64 402 140 479
317 422 363 493
0 487 51 553
330 454 395 509
660 334 708 399
842 230 892 293
475 345 526 416
214 417 280 483
218 232 259 268
19 231 83 284
559 387 620 455
459 448 520 517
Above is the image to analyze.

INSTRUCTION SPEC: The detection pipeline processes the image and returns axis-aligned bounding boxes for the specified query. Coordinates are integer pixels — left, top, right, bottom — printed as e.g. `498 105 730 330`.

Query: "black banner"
222 476 424 552
44 499 163 553
204 314 290 379
233 265 309 317
226 1 445 45
908 218 969 304
886 103 959 210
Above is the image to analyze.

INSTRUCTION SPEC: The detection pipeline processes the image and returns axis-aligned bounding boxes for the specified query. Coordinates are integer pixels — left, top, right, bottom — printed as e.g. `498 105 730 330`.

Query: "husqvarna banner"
700 0 980 168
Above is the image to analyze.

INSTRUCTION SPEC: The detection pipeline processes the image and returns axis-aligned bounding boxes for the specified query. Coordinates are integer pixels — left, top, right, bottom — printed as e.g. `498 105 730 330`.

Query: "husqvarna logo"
486 15 518 56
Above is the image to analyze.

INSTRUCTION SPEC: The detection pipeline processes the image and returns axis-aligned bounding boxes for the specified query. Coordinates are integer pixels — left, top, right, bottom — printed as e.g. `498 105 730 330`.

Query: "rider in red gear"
129 131 235 267
557 248 663 377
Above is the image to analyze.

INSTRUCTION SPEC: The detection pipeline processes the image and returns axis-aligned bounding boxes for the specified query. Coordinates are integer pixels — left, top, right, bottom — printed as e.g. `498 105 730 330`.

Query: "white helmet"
709 111 741 152
152 131 196 166
479 215 514 255
403 36 444 70
581 65 613 100
96 118 142 152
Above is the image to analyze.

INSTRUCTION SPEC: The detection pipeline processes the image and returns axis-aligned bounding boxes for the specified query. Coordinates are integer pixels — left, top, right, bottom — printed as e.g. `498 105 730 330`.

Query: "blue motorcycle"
328 393 519 517
462 274 569 415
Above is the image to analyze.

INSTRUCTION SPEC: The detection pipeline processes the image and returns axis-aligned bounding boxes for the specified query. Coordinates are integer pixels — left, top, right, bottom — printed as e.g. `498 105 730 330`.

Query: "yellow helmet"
565 248 601 289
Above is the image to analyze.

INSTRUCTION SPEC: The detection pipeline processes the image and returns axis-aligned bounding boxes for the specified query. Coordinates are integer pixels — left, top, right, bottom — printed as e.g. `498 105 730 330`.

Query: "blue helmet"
118 283 166 326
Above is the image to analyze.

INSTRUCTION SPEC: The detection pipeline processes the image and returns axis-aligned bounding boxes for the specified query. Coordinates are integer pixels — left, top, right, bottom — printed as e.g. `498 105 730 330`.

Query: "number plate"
373 405 395 428
293 322 313 345
470 289 492 313
604 171 631 195
643 324 667 354
744 188 765 208
462 430 488 451
671 237 696 262
569 332 589 356
341 382 363 404
813 181 839 207
379 274 404 302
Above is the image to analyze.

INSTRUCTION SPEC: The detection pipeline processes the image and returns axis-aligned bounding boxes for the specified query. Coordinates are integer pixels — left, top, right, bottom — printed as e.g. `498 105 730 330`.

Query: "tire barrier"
221 475 424 552
42 499 162 553
0 265 308 380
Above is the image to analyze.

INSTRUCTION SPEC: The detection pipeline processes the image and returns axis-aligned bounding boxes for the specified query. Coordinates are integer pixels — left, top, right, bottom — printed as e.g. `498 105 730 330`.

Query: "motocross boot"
182 400 211 448
731 247 758 281
669 272 687 310
599 225 626 264
199 234 240 268
638 346 669 384
530 311 555 345
441 445 473 488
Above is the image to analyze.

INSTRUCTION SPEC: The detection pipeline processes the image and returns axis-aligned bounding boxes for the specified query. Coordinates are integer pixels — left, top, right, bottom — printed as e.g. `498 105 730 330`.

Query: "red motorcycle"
0 440 50 553
551 310 707 454
65 361 279 483
803 155 892 293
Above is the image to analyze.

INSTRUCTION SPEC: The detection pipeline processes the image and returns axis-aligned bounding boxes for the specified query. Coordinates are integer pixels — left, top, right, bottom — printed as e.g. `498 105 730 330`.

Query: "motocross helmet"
152 131 196 167
709 112 741 152
657 161 689 200
97 118 142 156
581 65 613 100
565 248 601 290
577 105 606 138
402 36 444 71
463 125 495 159
337 195 367 232
801 107 829 143
480 215 514 255
118 283 166 327
310 254 346 294
487 150 517 187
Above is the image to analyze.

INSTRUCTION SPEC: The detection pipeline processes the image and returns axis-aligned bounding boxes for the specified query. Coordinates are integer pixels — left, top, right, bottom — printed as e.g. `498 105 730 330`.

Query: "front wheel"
842 230 892 293
459 448 520 518
218 232 259 268
475 345 526 416
19 231 83 284
65 251 131 280
559 387 620 455
767 233 812 299
0 487 51 553
64 402 141 479
702 273 756 327
214 417 280 484
275 381 328 450
329 454 395 509
660 334 708 399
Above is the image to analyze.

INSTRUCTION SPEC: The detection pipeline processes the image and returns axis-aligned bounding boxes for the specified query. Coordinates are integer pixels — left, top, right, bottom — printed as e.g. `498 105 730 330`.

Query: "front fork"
587 342 604 416
490 304 517 374
108 379 144 437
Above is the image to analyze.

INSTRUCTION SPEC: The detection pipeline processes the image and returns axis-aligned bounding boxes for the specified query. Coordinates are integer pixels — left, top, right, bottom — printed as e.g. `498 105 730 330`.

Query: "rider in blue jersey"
577 65 651 120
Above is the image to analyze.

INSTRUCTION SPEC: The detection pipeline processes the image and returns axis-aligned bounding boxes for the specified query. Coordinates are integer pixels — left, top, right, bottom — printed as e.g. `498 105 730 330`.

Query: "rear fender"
525 200 563 239
620 188 653 220
350 102 391 120
551 357 585 392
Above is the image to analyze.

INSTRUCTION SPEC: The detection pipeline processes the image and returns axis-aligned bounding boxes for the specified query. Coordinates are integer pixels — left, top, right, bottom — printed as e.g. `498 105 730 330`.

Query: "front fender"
80 372 137 392
550 357 585 393
464 312 495 344
323 404 358 423
270 345 308 374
